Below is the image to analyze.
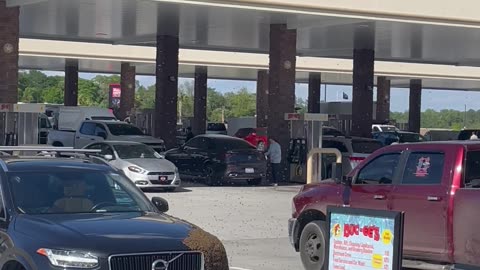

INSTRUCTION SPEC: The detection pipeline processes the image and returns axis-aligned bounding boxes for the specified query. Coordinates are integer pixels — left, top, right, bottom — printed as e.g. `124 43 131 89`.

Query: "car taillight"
349 157 365 169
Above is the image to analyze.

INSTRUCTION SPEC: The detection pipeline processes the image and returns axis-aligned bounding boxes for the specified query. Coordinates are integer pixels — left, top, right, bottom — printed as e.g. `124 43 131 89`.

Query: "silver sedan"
84 141 181 191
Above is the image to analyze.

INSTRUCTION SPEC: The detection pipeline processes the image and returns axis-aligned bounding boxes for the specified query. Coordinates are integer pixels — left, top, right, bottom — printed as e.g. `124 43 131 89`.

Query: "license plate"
245 168 254 173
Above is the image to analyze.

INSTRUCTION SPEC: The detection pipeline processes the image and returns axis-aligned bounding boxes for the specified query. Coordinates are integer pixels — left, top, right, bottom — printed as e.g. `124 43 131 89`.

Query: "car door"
390 150 449 261
169 138 201 174
188 137 211 176
76 122 97 148
348 152 403 210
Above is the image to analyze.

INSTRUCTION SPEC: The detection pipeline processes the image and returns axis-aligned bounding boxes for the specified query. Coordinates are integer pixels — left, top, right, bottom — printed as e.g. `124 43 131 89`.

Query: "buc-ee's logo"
332 223 342 237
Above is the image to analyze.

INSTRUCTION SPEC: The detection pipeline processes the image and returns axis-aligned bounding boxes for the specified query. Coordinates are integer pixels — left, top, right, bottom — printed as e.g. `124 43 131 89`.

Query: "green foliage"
391 109 480 129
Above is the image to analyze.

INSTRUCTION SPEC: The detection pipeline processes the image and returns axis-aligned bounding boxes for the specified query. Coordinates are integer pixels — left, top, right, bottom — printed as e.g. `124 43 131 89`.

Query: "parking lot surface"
145 182 303 270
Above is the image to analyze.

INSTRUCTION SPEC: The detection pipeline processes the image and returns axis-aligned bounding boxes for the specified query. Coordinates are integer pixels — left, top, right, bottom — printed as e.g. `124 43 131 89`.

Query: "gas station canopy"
10 0 480 66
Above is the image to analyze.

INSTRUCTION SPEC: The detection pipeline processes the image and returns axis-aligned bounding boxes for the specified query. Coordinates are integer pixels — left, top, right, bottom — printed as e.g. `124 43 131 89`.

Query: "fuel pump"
285 113 328 183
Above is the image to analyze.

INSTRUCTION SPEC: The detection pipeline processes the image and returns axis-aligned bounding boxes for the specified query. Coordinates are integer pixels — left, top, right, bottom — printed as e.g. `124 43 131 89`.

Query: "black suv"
0 155 228 270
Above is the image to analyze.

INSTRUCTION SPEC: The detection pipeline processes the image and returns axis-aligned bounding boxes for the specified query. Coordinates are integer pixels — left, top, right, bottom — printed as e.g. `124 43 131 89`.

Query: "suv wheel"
299 221 327 270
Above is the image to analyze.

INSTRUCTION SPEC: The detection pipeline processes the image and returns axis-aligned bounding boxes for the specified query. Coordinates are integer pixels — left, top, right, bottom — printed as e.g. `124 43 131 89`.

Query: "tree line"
18 71 259 122
19 71 477 128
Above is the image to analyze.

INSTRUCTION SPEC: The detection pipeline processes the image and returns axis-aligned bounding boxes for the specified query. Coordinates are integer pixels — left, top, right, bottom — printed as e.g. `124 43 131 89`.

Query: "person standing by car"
266 137 282 187
186 127 194 142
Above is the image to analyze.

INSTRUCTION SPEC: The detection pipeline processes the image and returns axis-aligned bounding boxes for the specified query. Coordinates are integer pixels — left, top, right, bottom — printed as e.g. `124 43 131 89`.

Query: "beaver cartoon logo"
332 223 342 237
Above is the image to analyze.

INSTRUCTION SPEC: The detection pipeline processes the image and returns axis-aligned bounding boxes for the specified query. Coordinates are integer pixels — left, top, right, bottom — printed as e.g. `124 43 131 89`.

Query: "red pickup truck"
289 141 480 270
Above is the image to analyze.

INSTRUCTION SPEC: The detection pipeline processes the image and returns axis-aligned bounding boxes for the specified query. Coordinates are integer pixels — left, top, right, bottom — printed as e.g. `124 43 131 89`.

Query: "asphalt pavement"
145 182 303 270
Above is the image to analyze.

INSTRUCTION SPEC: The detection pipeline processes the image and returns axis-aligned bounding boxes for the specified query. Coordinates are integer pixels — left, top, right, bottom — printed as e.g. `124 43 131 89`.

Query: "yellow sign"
371 254 383 269
382 229 393 245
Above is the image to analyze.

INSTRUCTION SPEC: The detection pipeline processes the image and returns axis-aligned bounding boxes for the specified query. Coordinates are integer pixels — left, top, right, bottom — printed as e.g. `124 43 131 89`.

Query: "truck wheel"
299 221 327 270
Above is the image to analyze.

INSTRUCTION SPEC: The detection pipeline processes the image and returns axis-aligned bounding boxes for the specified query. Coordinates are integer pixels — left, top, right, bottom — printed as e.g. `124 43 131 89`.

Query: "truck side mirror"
342 176 353 186
152 197 169 213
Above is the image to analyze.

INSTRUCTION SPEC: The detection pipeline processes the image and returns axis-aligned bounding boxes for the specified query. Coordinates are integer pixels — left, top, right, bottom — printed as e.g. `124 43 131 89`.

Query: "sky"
48 71 480 113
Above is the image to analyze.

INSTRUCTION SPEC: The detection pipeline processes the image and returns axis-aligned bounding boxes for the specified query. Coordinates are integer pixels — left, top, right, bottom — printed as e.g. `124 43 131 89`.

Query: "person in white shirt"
265 137 282 187
470 132 478 140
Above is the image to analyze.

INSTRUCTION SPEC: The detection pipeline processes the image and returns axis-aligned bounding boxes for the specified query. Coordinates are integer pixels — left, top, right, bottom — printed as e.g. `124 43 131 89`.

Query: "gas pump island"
286 113 329 183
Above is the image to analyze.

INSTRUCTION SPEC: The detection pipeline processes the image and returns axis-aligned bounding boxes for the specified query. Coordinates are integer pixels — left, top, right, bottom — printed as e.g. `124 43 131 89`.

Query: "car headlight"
37 248 98 268
128 166 146 174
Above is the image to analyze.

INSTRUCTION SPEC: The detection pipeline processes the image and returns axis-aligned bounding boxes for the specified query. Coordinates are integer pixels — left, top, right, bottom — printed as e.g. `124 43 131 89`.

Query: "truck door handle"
76 136 80 139
427 196 441 202
373 195 386 200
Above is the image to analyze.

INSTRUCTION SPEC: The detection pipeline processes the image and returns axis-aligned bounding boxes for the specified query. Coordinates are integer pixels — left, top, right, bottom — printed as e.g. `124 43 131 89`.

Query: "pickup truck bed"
290 141 480 270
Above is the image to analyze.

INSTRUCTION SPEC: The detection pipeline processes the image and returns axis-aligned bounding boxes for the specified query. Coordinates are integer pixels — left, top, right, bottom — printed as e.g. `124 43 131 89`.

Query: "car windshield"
107 123 145 136
114 144 160 159
381 126 397 132
8 170 154 214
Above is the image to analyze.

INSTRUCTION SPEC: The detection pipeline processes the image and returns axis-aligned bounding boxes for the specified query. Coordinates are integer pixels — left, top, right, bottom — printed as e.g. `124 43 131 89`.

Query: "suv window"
207 123 226 131
402 152 444 185
465 151 480 188
322 140 348 153
352 140 383 154
79 122 96 136
235 128 253 138
185 137 210 149
356 153 401 184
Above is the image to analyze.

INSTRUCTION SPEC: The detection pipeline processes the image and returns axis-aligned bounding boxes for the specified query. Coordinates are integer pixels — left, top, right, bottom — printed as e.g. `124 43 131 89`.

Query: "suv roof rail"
0 147 101 157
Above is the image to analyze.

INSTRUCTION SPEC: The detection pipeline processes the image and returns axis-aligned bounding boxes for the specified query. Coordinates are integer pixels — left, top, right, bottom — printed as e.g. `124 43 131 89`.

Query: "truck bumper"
288 218 298 248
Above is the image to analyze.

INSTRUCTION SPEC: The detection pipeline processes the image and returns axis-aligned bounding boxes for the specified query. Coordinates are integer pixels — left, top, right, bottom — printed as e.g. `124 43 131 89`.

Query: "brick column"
308 73 321 113
0 0 19 104
351 49 375 138
376 76 391 123
193 66 208 135
155 35 179 149
64 59 79 106
409 79 422 133
268 24 297 182
119 63 136 120
256 70 269 128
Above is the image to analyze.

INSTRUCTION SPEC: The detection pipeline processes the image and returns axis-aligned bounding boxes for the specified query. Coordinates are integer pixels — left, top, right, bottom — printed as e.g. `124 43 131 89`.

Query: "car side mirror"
97 132 107 140
104 154 113 161
342 176 353 186
152 197 169 213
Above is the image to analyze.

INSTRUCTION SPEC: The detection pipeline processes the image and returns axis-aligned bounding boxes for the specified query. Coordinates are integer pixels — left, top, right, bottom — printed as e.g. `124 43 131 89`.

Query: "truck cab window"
465 151 480 188
95 124 107 137
401 152 444 185
356 153 400 184
79 123 96 136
